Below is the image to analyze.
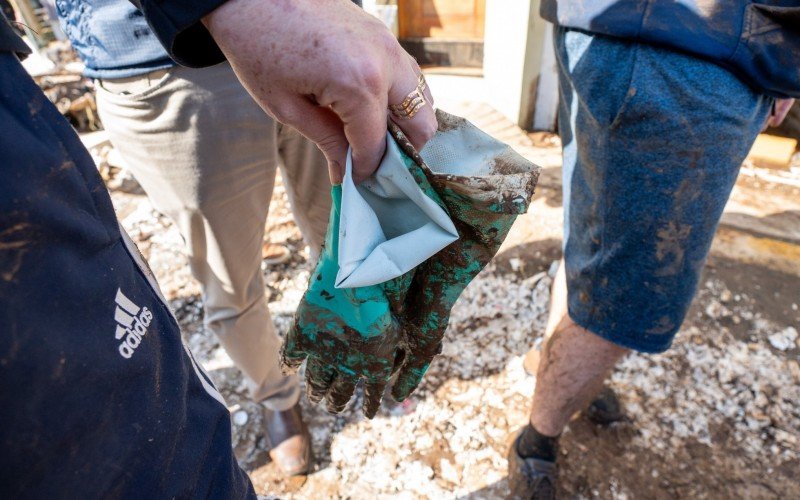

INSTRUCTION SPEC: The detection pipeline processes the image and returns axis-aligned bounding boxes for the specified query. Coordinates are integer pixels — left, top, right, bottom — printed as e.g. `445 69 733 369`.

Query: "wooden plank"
747 133 797 170
399 0 485 39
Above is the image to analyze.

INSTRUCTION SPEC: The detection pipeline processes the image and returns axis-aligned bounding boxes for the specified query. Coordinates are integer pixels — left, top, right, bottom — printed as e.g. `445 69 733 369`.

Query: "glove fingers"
391 359 431 402
280 326 307 374
305 358 336 405
362 379 388 419
325 375 357 414
280 346 306 375
391 347 407 374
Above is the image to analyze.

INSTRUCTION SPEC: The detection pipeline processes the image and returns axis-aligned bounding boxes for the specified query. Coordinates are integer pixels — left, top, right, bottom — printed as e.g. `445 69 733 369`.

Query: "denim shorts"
556 28 772 353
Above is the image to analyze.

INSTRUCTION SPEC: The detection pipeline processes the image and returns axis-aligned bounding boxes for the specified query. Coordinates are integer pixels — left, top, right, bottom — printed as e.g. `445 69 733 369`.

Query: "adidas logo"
114 288 153 359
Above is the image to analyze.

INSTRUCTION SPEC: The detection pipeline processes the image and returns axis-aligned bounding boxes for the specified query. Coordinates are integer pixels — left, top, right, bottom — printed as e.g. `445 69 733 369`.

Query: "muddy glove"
284 110 538 415
389 111 539 401
281 185 399 417
281 147 450 417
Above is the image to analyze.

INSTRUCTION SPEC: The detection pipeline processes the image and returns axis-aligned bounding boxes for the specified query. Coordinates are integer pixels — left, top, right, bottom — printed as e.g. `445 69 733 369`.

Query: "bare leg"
529 260 629 436
543 260 568 339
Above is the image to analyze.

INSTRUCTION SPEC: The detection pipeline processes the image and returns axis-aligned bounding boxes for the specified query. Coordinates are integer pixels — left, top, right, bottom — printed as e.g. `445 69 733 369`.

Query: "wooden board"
747 133 798 170
399 0 485 40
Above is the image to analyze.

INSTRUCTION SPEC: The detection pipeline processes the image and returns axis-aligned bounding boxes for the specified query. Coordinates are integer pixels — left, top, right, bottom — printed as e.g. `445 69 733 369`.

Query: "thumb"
280 325 306 375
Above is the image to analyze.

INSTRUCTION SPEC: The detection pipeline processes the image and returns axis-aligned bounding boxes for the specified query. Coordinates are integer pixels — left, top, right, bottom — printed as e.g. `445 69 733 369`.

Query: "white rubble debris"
233 410 250 426
768 326 799 351
109 169 800 499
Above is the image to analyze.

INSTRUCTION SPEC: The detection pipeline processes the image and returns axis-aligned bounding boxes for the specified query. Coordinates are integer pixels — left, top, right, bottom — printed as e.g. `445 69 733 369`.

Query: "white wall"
483 0 558 131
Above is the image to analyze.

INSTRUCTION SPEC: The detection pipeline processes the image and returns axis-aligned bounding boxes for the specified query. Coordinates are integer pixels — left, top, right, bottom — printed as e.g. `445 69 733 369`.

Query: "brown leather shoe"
261 242 291 265
265 403 312 476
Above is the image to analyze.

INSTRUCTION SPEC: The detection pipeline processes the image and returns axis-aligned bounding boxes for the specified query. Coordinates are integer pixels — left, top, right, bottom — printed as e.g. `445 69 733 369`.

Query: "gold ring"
389 74 428 120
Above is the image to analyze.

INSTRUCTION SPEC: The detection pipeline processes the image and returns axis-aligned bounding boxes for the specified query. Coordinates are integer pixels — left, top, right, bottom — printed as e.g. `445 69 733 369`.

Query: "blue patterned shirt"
56 0 175 79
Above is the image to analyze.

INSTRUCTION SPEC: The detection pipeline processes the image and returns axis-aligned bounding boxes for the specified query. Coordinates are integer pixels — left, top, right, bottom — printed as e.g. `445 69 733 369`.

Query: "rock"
704 299 729 320
79 130 110 151
439 458 460 483
106 148 129 169
788 360 800 380
768 327 798 351
233 410 249 426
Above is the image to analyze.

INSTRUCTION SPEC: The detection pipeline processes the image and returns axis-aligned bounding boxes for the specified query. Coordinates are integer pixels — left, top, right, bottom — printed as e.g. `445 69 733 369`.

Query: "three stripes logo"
114 288 153 359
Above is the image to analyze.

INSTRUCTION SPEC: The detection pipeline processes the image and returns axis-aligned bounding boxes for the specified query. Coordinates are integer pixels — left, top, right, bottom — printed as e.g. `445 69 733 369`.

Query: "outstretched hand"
203 0 437 183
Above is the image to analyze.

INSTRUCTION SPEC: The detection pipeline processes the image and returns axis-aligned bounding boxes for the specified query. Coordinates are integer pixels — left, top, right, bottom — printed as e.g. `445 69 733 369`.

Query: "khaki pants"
96 63 331 410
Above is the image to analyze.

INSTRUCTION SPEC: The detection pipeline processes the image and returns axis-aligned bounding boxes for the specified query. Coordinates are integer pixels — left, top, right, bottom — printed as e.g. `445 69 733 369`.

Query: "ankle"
517 423 559 462
528 414 564 439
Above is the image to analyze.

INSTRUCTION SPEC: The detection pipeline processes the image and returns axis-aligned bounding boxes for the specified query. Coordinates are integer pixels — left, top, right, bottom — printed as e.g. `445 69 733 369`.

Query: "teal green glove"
389 115 539 401
281 185 401 417
281 153 449 417
283 111 538 416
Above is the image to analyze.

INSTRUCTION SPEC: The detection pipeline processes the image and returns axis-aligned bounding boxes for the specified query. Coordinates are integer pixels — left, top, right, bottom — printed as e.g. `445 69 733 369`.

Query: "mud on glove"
281 151 449 417
280 185 403 417
388 112 539 401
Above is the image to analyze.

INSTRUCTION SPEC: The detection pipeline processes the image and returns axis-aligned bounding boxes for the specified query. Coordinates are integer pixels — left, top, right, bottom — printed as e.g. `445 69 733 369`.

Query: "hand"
765 98 795 129
283 296 400 417
203 0 437 183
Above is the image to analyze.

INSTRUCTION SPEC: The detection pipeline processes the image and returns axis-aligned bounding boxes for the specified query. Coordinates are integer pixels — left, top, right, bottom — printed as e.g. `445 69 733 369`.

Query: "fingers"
280 327 306 375
363 379 388 419
270 94 349 184
387 58 438 154
331 55 436 183
305 358 336 405
407 53 436 109
306 367 387 416
280 350 305 375
767 98 795 128
325 376 357 414
304 360 360 414
339 97 390 184
324 376 389 417
390 359 431 402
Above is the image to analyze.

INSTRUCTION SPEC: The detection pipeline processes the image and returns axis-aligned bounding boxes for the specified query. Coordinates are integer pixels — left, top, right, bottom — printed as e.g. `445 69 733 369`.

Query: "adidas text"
114 288 154 359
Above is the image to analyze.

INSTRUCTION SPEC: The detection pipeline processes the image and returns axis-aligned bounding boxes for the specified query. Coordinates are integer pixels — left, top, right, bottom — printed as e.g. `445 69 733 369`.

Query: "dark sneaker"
584 387 623 425
507 431 557 500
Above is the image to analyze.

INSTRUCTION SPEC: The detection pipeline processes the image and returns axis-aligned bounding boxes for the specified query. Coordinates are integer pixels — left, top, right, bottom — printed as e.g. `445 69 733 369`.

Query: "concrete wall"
483 0 558 131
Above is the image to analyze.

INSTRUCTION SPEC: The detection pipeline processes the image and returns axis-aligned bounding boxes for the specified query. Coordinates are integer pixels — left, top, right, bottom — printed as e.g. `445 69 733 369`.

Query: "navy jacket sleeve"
131 0 228 67
0 12 31 56
0 52 256 498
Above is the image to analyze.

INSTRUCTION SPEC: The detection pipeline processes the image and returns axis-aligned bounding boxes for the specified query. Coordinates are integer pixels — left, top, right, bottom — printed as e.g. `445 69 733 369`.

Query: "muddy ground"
104 105 799 499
